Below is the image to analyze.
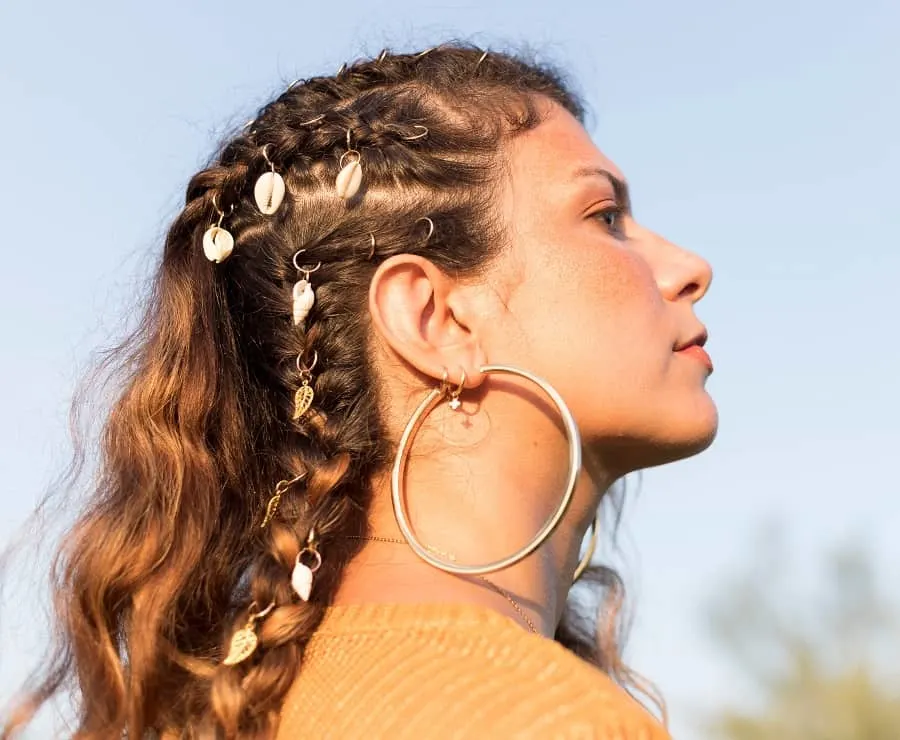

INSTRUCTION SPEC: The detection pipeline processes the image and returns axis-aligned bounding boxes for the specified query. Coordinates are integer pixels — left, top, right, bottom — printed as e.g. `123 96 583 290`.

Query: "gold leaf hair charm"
260 473 306 529
223 601 275 666
293 351 318 420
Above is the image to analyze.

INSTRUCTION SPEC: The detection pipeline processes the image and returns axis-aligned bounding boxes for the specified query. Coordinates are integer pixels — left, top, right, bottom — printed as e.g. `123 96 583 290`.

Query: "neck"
332 468 604 637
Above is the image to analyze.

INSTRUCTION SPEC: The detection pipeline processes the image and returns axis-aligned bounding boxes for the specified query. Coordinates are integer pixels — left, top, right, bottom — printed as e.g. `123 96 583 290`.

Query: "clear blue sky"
1 1 897 737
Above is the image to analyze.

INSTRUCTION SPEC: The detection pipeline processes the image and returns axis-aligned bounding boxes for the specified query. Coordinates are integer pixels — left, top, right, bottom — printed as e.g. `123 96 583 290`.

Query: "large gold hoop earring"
391 364 582 576
572 513 599 582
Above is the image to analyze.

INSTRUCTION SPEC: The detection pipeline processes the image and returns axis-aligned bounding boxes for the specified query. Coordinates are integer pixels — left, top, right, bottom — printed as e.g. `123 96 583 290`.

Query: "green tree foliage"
705 529 900 740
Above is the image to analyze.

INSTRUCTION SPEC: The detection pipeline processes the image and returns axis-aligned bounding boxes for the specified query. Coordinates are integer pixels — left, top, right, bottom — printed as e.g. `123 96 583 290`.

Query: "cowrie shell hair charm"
202 226 234 263
203 196 235 263
336 129 363 200
291 254 322 326
292 279 315 326
291 556 314 600
254 145 286 215
335 151 362 200
291 533 322 601
255 171 285 215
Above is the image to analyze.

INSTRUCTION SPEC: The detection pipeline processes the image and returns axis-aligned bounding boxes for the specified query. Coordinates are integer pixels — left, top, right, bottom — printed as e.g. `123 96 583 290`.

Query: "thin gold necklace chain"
343 534 539 635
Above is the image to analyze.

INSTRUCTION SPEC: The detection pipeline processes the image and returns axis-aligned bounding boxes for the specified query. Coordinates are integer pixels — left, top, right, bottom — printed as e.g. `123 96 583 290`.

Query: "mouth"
674 331 713 374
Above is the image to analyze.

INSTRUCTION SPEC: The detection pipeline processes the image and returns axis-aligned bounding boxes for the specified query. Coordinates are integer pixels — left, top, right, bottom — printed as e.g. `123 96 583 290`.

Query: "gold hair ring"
417 216 435 243
297 113 326 126
386 124 429 141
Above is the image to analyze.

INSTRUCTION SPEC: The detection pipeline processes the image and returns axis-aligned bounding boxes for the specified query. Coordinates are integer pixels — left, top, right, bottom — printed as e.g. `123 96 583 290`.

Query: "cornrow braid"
3 45 651 740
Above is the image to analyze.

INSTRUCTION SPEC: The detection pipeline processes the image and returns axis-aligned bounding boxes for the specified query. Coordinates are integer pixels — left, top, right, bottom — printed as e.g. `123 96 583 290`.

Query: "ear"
368 255 487 388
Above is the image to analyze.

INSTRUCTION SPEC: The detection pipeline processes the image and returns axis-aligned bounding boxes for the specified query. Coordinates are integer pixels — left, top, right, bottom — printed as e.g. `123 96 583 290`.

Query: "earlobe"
368 255 486 387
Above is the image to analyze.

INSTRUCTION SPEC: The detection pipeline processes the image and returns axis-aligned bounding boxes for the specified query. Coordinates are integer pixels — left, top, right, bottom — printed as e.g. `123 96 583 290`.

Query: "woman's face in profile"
482 103 718 473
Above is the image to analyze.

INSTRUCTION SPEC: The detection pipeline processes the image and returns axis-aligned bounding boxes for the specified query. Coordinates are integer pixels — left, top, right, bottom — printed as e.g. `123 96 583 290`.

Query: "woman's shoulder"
276 602 670 739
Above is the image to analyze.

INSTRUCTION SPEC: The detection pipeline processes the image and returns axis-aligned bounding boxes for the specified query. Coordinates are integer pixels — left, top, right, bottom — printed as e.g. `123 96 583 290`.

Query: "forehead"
505 104 626 191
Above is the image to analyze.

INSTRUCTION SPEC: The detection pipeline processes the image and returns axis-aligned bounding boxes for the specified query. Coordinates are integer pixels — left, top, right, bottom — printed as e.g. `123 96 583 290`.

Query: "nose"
652 236 713 304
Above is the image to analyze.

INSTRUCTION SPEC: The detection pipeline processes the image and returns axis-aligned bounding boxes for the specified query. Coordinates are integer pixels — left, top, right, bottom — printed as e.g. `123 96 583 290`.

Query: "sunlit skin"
332 103 717 635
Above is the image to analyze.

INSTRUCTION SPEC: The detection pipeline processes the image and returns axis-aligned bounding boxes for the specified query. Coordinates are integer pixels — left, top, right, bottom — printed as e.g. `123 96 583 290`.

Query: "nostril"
679 281 701 300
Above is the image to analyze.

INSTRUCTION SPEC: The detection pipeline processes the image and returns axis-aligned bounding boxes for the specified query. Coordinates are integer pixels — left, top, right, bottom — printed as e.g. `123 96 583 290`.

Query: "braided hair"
3 46 649 739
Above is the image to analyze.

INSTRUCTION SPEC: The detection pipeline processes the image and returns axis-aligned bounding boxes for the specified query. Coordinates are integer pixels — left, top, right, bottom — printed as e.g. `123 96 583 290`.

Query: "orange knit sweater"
276 602 670 739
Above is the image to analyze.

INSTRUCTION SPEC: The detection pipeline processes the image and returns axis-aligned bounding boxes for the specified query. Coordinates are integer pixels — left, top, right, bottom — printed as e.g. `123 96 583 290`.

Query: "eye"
591 205 626 237
599 210 619 228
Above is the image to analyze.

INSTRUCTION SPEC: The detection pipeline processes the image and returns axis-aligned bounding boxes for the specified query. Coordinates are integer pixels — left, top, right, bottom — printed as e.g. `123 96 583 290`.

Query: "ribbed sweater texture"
276 602 670 739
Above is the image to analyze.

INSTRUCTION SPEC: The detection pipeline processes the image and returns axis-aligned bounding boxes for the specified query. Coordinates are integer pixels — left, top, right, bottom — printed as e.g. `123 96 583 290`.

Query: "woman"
4 45 715 738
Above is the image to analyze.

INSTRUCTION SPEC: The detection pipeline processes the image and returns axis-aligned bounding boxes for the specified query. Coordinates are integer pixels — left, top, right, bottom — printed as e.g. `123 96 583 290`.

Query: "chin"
590 395 719 475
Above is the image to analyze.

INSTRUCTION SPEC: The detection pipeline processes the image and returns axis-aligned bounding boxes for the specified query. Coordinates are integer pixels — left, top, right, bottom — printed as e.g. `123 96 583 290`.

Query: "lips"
674 331 713 373
677 343 714 373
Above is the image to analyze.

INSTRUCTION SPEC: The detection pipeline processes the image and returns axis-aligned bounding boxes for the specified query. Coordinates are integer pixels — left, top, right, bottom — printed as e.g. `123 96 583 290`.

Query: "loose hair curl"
3 45 657 739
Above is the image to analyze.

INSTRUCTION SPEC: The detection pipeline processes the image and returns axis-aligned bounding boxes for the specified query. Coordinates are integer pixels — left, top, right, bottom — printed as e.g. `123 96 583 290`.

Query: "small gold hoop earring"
445 367 466 410
391 364 582 576
572 513 599 582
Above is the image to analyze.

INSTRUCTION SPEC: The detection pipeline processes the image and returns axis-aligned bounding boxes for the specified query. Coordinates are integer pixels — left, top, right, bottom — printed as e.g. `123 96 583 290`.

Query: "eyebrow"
573 166 632 210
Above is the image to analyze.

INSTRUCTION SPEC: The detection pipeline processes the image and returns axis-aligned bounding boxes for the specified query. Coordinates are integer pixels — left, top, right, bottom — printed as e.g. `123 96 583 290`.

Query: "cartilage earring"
291 527 322 601
254 144 286 215
336 129 363 200
441 367 466 411
202 195 235 263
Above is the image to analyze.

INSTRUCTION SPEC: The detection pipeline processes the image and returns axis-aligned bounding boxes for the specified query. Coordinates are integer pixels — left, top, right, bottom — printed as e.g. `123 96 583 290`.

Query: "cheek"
562 247 667 359
489 241 716 458
505 247 670 406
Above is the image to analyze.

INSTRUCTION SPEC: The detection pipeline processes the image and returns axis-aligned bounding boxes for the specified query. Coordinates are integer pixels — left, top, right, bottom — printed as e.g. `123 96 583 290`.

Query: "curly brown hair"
2 44 657 739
